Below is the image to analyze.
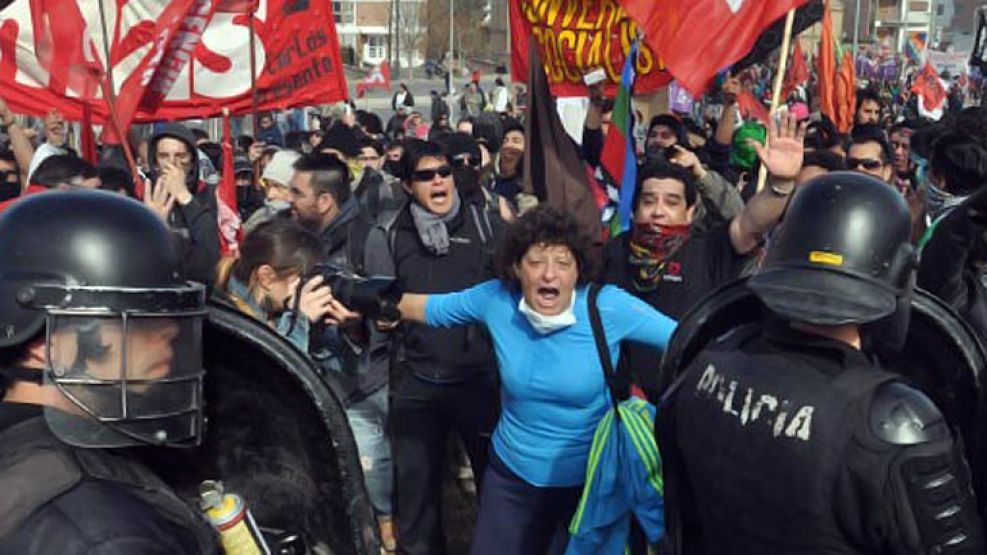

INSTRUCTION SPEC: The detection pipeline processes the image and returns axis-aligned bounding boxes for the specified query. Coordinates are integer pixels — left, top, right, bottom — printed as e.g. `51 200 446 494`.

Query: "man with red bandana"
601 111 806 399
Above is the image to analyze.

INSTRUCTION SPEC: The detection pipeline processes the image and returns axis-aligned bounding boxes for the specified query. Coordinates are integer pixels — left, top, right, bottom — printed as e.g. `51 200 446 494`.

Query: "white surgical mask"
265 198 290 213
518 291 577 335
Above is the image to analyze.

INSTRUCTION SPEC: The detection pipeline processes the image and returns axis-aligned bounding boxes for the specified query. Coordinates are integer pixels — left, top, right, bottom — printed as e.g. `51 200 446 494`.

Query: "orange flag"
834 51 857 133
817 0 837 122
782 41 809 100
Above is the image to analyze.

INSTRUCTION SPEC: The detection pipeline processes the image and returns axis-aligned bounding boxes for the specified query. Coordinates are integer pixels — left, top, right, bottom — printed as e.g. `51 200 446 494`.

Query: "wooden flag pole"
755 8 797 193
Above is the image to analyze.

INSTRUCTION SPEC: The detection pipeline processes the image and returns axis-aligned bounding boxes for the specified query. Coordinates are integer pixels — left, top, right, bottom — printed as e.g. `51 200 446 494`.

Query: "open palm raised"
750 110 807 182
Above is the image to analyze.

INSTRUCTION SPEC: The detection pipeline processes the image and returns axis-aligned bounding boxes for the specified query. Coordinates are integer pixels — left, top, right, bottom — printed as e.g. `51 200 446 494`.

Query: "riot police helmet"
748 171 915 326
0 191 206 448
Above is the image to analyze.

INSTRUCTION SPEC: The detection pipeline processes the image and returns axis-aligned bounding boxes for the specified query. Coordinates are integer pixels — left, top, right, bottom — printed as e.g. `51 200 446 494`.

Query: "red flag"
80 103 97 165
102 0 218 144
817 0 837 124
1 1 348 122
620 0 810 95
781 41 809 99
736 91 769 123
218 110 241 256
834 51 857 133
356 61 392 98
912 62 949 120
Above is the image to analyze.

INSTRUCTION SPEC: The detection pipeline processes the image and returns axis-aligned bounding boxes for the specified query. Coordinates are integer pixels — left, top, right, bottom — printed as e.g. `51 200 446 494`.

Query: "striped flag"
600 38 640 233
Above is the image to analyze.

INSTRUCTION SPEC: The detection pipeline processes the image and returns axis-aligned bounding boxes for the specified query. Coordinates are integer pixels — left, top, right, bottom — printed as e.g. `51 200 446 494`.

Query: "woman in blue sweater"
360 205 677 554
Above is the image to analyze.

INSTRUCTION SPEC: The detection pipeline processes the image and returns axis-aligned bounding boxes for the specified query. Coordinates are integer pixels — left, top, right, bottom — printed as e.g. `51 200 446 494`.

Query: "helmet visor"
43 313 204 448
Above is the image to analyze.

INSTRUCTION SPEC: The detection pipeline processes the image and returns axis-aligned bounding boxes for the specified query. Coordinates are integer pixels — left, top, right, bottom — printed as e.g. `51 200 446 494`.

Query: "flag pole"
755 8 797 193
248 4 260 135
97 0 140 188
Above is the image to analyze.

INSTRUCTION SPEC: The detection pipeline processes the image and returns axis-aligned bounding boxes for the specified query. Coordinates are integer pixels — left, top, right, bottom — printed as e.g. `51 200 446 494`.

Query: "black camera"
306 264 402 322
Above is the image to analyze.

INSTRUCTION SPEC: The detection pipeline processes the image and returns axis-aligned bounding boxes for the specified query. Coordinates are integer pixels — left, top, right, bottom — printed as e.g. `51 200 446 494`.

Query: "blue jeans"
347 386 393 515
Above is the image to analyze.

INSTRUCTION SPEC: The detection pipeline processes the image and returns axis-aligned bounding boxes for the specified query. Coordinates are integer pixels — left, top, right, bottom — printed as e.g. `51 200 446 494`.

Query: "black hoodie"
148 123 220 285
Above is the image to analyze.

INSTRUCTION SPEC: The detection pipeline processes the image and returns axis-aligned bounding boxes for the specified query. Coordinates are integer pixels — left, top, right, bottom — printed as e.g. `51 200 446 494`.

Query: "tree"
395 0 427 69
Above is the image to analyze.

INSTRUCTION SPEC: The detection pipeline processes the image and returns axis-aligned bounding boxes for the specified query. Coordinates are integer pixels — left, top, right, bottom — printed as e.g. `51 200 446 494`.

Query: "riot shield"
657 277 987 509
136 301 379 555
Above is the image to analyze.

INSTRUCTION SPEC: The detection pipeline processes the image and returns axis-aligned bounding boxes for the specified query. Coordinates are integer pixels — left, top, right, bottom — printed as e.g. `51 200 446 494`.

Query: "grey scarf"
409 193 462 255
925 181 968 223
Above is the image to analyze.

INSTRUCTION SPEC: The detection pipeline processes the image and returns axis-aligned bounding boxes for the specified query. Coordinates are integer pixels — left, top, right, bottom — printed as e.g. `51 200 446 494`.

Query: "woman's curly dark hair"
496 205 596 286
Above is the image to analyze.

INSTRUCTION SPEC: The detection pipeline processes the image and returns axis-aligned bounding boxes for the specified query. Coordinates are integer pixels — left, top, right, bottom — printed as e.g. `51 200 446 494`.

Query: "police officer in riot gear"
0 191 217 553
658 172 985 554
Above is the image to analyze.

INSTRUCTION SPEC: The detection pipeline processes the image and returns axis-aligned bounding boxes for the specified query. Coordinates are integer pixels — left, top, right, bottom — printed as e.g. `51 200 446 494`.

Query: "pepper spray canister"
199 480 271 555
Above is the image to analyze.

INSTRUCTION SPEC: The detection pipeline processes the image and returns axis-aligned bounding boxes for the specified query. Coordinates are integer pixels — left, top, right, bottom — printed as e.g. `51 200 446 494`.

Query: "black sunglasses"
412 165 453 182
846 157 884 171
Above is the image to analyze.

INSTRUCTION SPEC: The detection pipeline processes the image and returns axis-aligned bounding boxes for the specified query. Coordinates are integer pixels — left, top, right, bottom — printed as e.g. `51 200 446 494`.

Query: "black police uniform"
0 404 214 555
658 173 986 555
0 191 217 554
660 321 983 554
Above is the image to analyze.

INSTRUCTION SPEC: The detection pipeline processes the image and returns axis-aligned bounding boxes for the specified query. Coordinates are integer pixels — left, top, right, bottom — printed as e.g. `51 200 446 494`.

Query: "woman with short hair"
340 205 677 553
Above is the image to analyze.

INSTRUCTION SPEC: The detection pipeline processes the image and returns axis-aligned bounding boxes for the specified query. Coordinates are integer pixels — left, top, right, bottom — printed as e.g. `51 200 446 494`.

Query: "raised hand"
158 161 192 205
144 173 177 222
669 145 707 179
750 110 807 182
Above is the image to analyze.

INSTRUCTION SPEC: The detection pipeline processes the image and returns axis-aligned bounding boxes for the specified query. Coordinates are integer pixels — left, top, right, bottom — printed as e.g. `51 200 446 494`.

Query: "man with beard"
854 88 884 127
288 153 369 268
847 125 894 184
602 111 805 400
0 191 216 554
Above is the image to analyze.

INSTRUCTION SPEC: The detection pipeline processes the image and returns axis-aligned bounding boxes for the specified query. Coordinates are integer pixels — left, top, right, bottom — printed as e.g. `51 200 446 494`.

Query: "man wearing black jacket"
918 132 987 343
365 139 503 555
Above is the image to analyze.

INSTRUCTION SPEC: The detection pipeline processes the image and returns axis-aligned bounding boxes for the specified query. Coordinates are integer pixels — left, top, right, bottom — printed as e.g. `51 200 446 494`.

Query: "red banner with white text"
0 0 348 122
509 0 672 97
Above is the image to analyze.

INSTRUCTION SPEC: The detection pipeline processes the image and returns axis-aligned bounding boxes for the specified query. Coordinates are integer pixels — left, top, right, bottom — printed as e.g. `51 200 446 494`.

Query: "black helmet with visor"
0 191 206 448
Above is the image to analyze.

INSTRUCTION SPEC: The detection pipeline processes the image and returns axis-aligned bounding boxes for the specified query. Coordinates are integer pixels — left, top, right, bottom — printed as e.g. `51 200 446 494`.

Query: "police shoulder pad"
869 382 950 445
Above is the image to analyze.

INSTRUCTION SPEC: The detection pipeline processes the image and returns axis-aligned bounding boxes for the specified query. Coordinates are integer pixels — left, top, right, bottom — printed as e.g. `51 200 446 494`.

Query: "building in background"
333 0 427 67
839 0 979 52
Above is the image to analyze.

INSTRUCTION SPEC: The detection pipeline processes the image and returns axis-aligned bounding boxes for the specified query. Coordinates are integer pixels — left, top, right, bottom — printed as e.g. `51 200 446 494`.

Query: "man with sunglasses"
364 139 504 555
847 125 894 184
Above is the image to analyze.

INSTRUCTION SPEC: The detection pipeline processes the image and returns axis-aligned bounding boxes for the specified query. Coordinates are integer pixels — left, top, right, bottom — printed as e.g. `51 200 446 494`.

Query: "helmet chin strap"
0 366 44 385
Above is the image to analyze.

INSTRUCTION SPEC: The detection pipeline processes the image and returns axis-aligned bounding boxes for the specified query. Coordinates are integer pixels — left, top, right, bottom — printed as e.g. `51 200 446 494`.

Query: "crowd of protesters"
3 57 987 553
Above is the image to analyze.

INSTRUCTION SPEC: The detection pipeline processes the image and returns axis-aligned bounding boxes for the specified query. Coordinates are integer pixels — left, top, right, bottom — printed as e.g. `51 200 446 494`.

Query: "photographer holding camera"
214 218 340 352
